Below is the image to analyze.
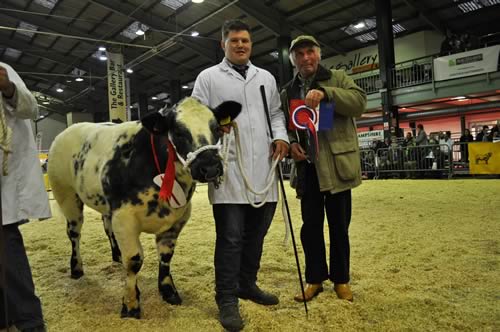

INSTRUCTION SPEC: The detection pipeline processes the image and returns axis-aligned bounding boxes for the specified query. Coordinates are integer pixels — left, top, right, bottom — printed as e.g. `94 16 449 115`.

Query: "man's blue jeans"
213 203 276 304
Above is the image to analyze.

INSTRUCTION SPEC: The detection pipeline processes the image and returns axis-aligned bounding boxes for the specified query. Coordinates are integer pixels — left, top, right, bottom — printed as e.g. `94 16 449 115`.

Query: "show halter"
150 134 222 201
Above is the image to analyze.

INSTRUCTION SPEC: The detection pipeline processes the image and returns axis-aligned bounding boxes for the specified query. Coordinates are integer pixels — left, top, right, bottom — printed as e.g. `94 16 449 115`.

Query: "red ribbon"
150 134 176 201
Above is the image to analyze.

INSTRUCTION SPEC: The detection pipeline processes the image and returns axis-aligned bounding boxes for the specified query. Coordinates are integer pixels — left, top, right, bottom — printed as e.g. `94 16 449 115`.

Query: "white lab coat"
192 59 288 204
0 62 51 225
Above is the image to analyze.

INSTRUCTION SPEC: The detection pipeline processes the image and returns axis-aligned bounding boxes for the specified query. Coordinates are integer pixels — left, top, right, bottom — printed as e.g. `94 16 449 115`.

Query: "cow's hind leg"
156 206 191 305
102 213 122 263
113 213 144 319
59 193 85 279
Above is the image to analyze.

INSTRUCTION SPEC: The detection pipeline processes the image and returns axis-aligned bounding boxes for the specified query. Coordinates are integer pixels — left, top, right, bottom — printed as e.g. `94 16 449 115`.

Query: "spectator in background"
402 131 415 147
1 63 51 332
476 125 490 142
440 29 455 56
415 124 428 146
488 124 499 141
460 128 474 162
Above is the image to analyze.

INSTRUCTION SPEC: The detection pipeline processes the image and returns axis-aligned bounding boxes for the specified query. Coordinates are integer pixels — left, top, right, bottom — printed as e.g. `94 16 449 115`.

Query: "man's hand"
290 142 308 161
272 140 289 160
0 66 16 98
0 66 15 98
304 89 324 109
218 124 232 134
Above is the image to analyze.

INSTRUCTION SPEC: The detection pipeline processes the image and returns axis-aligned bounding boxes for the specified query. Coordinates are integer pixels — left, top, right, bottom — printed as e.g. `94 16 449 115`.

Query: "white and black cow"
48 97 240 318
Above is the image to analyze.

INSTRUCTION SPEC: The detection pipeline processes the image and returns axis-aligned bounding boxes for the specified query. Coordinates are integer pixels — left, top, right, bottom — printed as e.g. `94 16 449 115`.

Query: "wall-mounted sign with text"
433 45 500 81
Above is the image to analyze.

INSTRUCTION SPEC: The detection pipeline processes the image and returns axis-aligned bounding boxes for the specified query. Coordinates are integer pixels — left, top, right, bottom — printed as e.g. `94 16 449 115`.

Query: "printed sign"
107 52 128 123
433 45 500 81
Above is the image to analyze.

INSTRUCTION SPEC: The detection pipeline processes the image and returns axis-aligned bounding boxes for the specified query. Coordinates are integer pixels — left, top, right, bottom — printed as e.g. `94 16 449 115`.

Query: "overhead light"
192 0 204 3
452 96 466 100
191 31 199 37
98 46 106 51
56 88 64 93
98 50 107 61
42 101 50 105
126 68 134 74
354 22 365 29
75 77 84 82
66 79 72 83
39 115 45 119
136 24 145 36
182 85 189 89
152 96 158 100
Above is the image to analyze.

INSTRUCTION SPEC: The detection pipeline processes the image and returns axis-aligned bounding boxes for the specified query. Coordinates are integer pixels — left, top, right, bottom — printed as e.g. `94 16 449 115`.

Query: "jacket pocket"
331 148 359 181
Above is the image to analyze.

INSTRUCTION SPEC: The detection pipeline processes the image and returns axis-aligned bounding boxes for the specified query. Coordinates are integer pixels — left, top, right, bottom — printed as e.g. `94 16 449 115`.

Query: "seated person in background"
476 125 490 142
459 129 474 162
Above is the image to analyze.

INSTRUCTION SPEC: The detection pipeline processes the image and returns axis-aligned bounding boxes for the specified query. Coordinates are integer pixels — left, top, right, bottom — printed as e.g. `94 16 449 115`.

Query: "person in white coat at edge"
0 62 51 332
192 19 289 332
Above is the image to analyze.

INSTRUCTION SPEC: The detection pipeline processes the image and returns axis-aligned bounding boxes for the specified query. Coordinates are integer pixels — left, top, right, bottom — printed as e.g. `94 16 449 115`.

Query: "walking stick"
0 176 9 328
259 85 308 317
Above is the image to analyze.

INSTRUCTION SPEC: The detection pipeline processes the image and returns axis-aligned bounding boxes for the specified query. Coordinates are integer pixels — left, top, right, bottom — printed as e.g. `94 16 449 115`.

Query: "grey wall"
31 113 67 151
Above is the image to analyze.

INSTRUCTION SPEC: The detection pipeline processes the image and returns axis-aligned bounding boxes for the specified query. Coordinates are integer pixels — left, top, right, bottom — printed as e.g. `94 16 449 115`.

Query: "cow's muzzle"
190 150 223 184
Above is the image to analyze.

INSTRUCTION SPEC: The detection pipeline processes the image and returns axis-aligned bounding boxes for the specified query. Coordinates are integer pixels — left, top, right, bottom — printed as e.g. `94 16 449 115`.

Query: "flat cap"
289 35 320 51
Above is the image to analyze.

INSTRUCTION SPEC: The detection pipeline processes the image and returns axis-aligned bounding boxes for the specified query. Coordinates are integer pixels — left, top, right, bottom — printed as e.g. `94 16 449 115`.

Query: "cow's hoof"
70 270 84 279
120 304 141 319
162 292 182 305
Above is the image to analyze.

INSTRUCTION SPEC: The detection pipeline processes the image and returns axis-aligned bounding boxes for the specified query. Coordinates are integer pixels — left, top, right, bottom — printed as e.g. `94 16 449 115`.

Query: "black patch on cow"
102 129 161 212
73 141 92 175
169 123 194 161
129 254 143 274
147 200 158 217
158 207 170 218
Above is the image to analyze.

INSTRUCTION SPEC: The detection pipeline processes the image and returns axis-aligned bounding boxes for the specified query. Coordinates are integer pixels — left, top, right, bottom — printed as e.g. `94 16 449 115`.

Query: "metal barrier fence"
360 143 473 179
353 55 434 94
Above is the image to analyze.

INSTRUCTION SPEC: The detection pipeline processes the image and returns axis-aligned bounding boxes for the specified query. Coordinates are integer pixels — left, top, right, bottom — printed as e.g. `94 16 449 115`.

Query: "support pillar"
376 0 399 139
277 36 293 87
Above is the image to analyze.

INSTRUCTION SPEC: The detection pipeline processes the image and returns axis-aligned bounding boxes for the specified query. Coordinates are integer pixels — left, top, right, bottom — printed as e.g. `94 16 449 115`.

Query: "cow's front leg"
156 206 191 305
102 213 122 263
113 213 143 319
60 194 85 279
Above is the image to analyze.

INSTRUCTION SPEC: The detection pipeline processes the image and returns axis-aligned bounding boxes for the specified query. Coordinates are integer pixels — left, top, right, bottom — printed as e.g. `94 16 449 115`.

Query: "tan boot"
293 283 323 302
334 283 353 302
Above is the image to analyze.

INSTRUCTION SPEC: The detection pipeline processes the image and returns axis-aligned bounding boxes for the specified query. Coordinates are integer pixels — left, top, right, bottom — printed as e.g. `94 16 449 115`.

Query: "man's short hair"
417 124 424 130
221 19 250 41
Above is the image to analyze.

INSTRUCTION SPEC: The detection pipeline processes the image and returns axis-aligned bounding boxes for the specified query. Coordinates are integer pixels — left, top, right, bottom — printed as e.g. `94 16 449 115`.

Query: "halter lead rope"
0 102 12 176
220 122 279 208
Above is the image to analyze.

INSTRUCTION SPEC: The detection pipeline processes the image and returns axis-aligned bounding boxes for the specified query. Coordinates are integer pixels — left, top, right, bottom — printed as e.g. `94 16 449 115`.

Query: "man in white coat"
0 62 51 332
192 19 289 331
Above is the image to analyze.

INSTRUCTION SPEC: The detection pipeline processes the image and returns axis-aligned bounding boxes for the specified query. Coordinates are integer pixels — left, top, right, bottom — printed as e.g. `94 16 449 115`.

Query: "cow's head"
141 97 241 183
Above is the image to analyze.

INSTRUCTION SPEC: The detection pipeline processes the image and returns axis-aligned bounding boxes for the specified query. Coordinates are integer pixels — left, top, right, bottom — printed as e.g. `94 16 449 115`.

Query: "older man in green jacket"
280 35 366 302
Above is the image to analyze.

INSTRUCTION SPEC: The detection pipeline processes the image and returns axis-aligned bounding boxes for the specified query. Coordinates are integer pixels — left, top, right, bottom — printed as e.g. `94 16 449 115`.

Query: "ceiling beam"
236 0 346 55
0 32 107 77
88 0 218 64
403 0 445 34
0 3 181 79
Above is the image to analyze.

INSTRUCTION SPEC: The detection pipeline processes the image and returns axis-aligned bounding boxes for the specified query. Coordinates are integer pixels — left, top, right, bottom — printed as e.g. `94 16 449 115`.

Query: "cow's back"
48 121 142 213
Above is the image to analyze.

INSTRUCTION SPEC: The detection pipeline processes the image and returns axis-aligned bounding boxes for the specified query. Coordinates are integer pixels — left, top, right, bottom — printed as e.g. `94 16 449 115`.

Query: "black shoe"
237 284 279 305
218 302 244 332
17 325 46 332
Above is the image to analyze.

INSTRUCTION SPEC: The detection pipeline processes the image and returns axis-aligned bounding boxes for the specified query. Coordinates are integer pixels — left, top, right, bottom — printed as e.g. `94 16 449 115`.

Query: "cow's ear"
141 111 171 135
212 101 242 126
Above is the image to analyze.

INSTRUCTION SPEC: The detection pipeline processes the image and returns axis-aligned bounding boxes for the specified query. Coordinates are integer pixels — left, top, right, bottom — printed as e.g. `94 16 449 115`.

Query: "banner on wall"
357 129 384 148
433 45 500 81
468 142 500 174
107 52 128 123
